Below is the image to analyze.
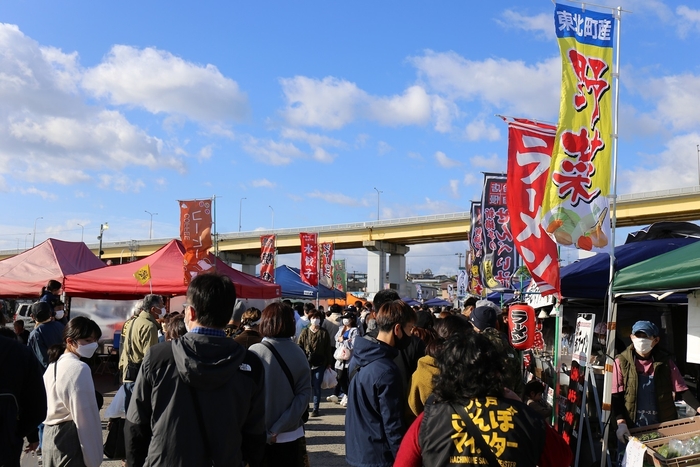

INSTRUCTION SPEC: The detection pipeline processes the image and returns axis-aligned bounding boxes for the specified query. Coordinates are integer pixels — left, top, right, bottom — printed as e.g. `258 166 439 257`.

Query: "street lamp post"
145 210 158 239
98 223 109 259
77 223 84 243
697 144 699 186
373 187 382 221
32 217 43 247
24 233 31 249
239 197 247 232
269 205 274 230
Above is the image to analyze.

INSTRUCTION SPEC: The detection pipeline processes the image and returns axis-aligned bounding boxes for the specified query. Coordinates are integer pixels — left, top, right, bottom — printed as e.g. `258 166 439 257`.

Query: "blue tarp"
401 297 421 306
274 265 346 299
423 298 452 307
561 237 699 300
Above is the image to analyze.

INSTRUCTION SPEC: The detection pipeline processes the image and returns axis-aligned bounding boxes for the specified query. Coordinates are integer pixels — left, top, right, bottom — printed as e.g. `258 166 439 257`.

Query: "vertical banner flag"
480 174 517 290
299 232 319 287
319 242 334 289
332 259 346 293
504 118 561 297
133 264 151 285
260 235 276 283
179 199 214 285
467 202 485 296
544 4 614 251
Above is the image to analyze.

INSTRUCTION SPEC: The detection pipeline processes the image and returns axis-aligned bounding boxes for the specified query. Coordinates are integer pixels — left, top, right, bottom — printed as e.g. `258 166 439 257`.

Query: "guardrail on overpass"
2 186 700 261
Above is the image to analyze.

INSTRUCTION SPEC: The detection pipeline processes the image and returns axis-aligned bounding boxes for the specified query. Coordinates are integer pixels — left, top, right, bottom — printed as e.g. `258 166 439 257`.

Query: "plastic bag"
20 450 40 467
104 385 126 419
321 368 338 389
333 345 351 361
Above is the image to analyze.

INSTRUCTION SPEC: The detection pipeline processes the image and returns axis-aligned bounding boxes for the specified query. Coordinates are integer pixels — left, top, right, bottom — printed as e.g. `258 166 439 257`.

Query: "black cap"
469 306 497 331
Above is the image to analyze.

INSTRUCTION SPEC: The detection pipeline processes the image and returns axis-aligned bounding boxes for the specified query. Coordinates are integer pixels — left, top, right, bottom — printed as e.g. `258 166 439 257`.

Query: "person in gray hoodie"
125 274 266 467
250 302 312 467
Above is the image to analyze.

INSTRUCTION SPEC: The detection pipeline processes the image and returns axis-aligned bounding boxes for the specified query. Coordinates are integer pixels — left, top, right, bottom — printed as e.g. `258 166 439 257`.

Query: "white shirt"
294 315 309 342
44 352 103 467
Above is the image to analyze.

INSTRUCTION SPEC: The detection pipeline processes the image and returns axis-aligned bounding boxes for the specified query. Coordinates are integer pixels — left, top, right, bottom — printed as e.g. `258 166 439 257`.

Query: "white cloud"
98 174 145 193
646 73 700 131
469 153 504 172
497 10 554 39
449 179 460 198
251 178 276 188
464 120 501 142
197 145 213 161
307 190 365 206
280 128 345 148
463 173 479 185
279 76 448 130
677 5 700 36
410 50 560 120
312 147 336 163
377 141 393 155
20 186 57 200
0 24 185 190
432 95 459 133
368 85 431 126
407 151 423 161
435 151 461 168
620 132 700 193
241 136 305 165
82 45 249 122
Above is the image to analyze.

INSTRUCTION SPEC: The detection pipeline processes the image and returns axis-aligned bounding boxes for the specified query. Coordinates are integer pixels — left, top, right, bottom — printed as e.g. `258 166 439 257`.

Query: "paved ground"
92 373 350 466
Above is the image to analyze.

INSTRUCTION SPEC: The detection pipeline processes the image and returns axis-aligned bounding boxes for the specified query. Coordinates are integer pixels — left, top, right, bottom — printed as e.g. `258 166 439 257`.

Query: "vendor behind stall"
614 320 700 443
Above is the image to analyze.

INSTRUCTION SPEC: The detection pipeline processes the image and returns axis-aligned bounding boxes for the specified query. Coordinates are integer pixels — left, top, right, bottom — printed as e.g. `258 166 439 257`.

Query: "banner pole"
601 6 622 467
212 195 218 273
149 279 153 294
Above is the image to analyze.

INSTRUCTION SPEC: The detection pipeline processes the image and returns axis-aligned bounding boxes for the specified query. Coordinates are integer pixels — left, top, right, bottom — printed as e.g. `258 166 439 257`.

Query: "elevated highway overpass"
1 186 700 294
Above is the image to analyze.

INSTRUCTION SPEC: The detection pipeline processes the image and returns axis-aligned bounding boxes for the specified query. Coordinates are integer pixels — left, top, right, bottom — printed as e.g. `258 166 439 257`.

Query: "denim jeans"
311 367 324 411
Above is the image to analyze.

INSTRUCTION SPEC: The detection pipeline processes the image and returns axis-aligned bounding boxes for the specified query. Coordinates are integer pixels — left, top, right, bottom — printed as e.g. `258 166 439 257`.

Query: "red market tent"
0 239 106 298
64 240 281 300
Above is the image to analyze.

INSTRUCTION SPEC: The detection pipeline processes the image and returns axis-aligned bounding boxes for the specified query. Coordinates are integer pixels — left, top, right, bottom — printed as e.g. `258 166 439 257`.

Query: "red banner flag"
179 199 214 285
260 235 276 283
504 118 560 297
299 232 318 287
319 242 333 289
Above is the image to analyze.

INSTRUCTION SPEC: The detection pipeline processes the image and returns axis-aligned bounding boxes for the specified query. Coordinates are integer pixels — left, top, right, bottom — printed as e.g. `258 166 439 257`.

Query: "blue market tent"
560 237 699 300
401 297 421 306
423 297 452 307
274 265 346 299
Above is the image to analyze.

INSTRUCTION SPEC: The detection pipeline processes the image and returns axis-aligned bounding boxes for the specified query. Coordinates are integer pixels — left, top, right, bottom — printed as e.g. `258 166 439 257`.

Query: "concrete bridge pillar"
218 252 260 276
363 241 409 296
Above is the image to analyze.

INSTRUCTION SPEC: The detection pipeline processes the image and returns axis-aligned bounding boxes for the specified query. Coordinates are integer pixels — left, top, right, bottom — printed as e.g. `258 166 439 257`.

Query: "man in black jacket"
0 335 47 467
125 274 266 467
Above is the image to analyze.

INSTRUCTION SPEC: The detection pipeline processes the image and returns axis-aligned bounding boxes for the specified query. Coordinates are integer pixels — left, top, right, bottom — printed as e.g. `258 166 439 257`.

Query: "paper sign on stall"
621 437 646 467
687 292 700 364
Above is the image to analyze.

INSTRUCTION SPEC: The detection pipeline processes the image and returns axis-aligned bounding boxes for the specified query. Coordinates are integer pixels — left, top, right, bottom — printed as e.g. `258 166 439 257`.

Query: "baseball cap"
470 306 498 331
632 320 659 337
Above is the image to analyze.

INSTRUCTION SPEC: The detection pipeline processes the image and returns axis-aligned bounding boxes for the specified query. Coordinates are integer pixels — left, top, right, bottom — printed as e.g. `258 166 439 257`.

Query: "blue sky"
1 0 699 277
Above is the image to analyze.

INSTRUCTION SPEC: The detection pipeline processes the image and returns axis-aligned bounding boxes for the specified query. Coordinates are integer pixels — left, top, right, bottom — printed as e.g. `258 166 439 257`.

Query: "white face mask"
632 336 654 355
158 307 167 318
54 309 64 320
311 319 321 327
342 318 351 326
76 342 98 359
598 337 606 345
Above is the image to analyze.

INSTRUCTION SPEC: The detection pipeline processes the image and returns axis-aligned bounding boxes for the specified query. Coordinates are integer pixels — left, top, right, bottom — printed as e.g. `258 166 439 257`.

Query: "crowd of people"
1 277 579 467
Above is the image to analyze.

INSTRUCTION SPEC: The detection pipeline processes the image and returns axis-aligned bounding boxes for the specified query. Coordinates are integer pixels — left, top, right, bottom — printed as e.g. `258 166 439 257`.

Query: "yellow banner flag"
542 4 615 252
134 264 151 285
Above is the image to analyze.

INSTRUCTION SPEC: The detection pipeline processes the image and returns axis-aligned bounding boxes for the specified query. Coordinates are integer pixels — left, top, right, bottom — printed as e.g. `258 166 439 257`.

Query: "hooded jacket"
125 333 266 467
345 335 404 467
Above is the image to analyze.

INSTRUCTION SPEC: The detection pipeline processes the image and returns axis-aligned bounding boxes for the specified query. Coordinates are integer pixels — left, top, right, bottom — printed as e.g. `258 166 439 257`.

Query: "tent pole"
601 7 623 467
213 195 218 273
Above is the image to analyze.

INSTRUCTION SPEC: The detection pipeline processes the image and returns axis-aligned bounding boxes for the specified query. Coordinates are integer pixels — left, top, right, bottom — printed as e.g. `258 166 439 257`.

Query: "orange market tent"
64 240 281 300
0 239 106 298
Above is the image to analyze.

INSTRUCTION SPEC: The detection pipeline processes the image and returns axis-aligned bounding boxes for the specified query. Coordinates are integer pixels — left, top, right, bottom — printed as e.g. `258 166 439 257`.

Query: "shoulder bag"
261 341 309 424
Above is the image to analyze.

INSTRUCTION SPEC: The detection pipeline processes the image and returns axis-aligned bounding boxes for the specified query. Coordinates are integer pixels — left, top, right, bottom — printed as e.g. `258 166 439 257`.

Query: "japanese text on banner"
333 259 346 293
543 4 614 252
179 199 214 285
467 202 485 296
504 118 560 297
480 175 517 290
299 232 319 287
260 235 276 283
319 242 334 289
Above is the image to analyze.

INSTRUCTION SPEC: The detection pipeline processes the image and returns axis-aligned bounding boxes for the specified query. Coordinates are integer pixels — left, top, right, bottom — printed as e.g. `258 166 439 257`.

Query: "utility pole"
374 187 382 221
98 223 109 259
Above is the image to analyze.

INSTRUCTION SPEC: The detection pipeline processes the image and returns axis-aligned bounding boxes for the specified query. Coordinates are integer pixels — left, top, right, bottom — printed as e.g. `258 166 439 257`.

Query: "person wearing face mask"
42 316 103 467
119 294 163 412
298 310 333 417
613 320 700 447
330 311 359 406
344 300 416 467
